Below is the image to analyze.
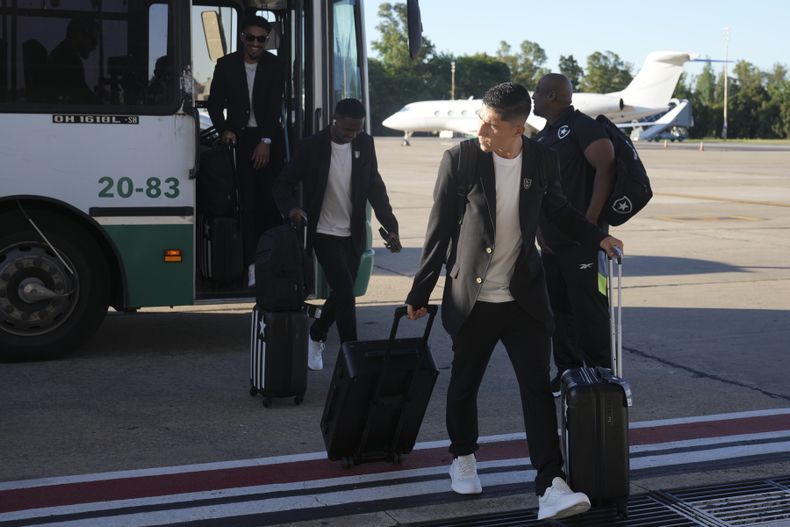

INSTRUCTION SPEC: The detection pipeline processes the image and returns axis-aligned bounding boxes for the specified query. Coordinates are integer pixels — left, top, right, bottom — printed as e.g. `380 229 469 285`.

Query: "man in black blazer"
273 98 401 370
405 83 622 521
207 16 284 267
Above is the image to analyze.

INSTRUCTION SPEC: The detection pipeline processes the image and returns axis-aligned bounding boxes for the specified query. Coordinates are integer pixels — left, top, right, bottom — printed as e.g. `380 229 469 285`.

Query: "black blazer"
406 137 606 337
206 50 283 140
272 128 398 256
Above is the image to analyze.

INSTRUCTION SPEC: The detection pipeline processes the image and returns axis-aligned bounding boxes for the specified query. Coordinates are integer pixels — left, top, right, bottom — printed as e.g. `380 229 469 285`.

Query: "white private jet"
382 50 694 144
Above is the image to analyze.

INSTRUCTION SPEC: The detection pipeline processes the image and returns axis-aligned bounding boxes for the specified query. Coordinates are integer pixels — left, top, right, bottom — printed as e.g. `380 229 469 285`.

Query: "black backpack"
255 223 312 311
595 114 653 226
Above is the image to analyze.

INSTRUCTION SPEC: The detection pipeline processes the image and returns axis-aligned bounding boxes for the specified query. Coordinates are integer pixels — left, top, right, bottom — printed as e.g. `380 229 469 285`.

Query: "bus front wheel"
0 211 110 361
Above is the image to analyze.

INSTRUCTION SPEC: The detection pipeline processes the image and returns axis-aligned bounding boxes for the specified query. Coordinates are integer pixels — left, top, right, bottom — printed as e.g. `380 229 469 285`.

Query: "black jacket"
206 50 283 140
272 128 398 256
406 138 606 337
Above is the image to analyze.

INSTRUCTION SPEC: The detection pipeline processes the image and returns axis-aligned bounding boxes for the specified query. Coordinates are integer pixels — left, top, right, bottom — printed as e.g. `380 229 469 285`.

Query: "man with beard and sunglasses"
207 16 284 269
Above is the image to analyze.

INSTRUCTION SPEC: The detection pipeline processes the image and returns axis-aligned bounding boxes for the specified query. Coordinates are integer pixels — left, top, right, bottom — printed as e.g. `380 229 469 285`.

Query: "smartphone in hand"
378 227 402 252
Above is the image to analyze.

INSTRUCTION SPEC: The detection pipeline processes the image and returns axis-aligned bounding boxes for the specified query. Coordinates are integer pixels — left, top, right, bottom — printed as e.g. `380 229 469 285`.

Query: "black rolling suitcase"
321 305 439 467
198 216 243 283
561 248 632 517
249 306 308 407
197 144 244 284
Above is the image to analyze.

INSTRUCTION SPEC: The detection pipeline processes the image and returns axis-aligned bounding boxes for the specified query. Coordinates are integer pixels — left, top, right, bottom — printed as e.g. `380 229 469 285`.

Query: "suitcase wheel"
262 397 273 408
341 456 354 469
391 452 402 465
616 499 628 519
249 387 259 397
294 394 304 405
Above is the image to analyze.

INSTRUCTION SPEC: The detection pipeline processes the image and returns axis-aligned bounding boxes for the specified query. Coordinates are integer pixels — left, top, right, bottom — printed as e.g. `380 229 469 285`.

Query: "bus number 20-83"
98 177 180 199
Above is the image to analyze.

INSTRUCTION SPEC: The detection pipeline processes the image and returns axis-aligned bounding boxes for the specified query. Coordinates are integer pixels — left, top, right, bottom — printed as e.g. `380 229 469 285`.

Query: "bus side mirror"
201 11 226 63
407 0 422 59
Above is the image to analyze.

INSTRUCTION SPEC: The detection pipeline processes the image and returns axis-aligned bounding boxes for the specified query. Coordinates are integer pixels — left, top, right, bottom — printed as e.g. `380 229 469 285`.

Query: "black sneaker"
550 373 562 398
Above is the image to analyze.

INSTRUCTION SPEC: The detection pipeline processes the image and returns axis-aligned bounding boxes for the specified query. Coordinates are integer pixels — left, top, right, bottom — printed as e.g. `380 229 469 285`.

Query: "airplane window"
399 106 410 112
447 110 453 116
433 110 440 116
461 110 467 116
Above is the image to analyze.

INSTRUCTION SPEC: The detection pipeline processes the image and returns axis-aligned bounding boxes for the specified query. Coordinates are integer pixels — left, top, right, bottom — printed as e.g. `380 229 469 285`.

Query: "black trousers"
542 244 611 372
237 128 284 266
310 234 360 344
447 301 564 495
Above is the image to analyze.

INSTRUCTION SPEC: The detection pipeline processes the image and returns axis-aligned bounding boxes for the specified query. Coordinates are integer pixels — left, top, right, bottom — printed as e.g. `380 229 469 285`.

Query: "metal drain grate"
665 478 790 526
408 476 790 527
409 494 699 526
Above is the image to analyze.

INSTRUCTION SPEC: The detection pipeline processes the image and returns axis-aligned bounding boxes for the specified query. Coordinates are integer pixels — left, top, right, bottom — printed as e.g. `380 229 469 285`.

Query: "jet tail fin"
611 51 693 109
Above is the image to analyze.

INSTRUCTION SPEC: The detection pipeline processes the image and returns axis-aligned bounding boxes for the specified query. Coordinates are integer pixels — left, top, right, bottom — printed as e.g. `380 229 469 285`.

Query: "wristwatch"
260 137 272 144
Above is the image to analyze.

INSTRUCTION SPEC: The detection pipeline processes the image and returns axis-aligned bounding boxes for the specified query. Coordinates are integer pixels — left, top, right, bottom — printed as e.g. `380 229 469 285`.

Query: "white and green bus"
0 0 422 361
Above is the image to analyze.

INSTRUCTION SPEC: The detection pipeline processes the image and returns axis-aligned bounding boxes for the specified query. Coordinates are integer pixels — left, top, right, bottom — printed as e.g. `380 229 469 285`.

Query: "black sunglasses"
242 32 269 43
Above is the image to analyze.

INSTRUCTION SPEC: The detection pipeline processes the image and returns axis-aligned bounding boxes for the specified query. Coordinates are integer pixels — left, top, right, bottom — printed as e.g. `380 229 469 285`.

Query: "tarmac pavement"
1 137 789 525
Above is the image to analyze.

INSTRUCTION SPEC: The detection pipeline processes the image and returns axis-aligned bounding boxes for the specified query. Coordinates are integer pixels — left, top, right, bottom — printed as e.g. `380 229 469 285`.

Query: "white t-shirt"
245 62 258 127
316 141 353 236
477 150 523 303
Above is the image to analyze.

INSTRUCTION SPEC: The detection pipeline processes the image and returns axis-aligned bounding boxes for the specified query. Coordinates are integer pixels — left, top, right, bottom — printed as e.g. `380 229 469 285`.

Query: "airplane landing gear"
401 132 412 146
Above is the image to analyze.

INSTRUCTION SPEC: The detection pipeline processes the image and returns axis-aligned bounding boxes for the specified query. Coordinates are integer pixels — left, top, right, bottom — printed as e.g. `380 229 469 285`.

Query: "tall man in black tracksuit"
532 74 616 395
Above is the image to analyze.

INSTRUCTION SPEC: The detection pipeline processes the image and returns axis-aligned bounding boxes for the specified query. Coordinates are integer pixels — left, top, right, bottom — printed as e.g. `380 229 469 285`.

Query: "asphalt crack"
626 346 790 402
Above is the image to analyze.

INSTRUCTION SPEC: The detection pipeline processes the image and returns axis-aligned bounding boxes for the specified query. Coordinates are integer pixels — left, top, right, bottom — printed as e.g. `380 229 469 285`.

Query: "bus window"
191 5 238 103
0 1 176 110
332 0 362 105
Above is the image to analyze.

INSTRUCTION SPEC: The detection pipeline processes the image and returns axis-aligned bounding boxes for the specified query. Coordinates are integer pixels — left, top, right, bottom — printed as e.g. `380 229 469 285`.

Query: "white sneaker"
449 454 482 495
307 338 325 371
537 477 591 520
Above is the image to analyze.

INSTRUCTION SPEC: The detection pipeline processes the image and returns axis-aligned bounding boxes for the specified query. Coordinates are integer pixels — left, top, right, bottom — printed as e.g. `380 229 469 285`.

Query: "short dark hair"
334 98 366 119
66 14 98 39
482 82 531 123
241 16 271 34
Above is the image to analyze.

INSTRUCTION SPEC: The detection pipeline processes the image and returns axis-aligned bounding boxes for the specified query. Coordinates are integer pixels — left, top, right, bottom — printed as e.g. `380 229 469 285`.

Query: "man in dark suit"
405 83 622 521
207 16 284 267
273 98 401 370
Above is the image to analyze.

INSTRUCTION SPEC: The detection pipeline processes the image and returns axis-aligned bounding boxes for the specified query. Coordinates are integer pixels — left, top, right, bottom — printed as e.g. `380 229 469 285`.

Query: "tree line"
368 3 790 140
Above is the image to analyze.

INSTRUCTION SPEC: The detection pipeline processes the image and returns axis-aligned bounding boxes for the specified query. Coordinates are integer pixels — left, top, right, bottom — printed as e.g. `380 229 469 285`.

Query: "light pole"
722 26 730 140
451 60 456 100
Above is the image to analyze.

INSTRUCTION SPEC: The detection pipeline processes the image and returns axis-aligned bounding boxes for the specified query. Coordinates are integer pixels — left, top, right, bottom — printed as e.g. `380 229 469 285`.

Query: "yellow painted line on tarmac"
655 191 790 208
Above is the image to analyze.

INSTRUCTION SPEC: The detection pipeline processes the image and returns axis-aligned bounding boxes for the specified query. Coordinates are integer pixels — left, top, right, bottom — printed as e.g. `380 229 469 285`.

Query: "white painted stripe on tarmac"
631 430 790 453
631 440 790 471
1 408 787 492
630 407 790 428
4 436 789 525
3 471 539 527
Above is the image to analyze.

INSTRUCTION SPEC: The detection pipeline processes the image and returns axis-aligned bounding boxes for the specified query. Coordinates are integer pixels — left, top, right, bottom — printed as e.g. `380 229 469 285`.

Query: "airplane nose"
382 114 399 130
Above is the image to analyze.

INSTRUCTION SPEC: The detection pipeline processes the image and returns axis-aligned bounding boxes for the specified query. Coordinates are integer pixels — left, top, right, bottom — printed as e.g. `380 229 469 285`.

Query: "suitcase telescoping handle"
386 305 439 359
287 217 308 250
607 246 623 377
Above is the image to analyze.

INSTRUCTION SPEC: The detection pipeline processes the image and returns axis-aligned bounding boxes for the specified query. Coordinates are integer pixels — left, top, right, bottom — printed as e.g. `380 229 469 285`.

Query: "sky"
363 0 789 85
